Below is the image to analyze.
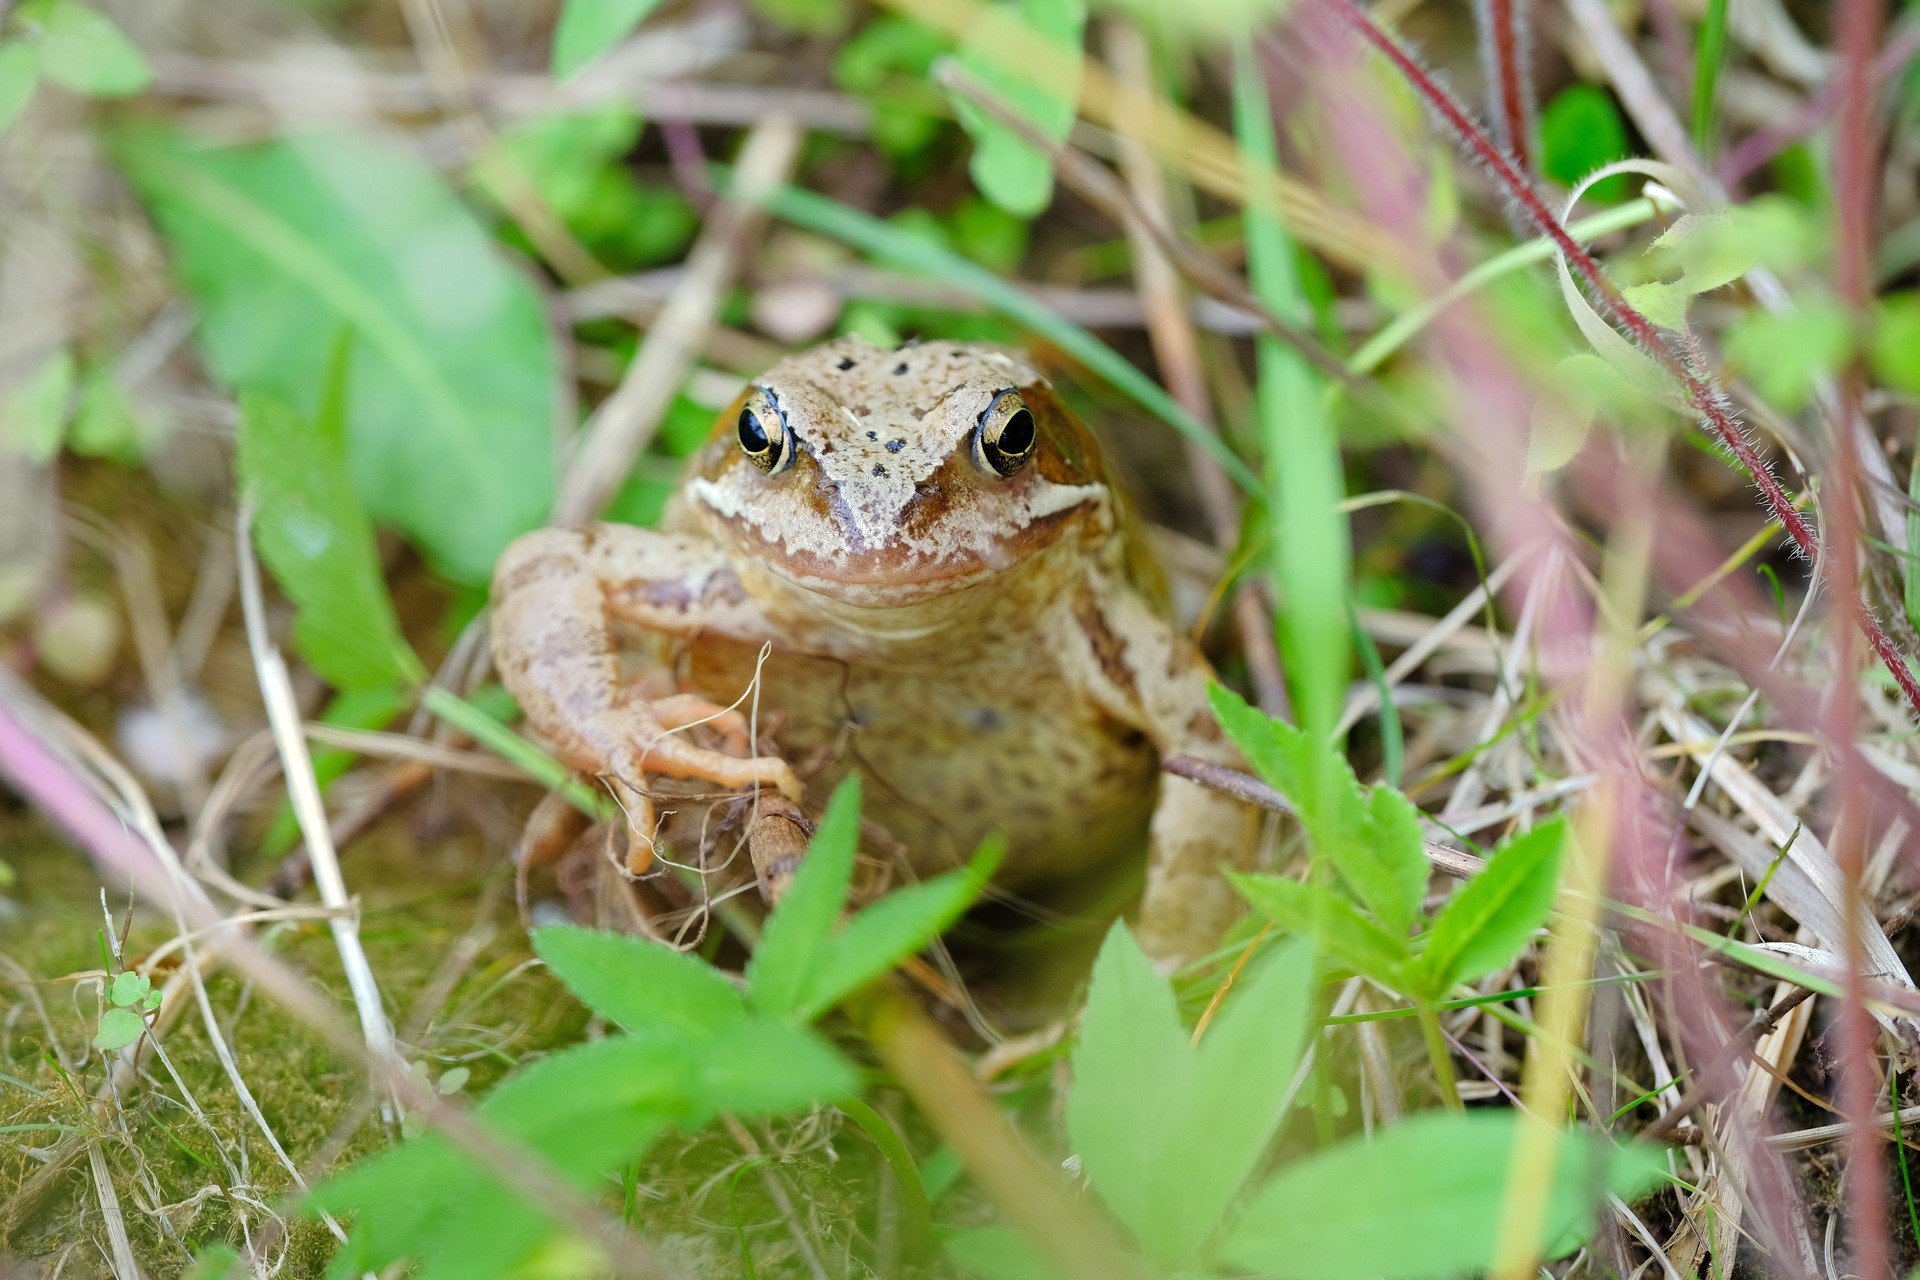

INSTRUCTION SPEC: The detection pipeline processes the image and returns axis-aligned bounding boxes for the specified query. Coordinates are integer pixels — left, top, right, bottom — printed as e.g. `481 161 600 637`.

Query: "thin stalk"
1477 0 1534 171
1690 0 1730 157
1417 1004 1466 1111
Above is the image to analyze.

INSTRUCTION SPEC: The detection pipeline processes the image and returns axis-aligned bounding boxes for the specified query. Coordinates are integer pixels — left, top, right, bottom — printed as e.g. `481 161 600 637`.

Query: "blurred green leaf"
120 126 557 583
1230 873 1411 989
93 1006 144 1052
1419 819 1566 994
833 17 950 158
1539 85 1629 201
949 193 1029 271
1 348 72 462
473 107 695 270
941 1226 1062 1280
752 0 848 34
69 366 147 462
947 0 1086 217
181 1245 241 1280
1872 292 1920 398
1233 41 1349 750
1723 301 1854 413
550 0 665 79
27 0 149 97
0 41 38 130
1069 923 1315 1267
1218 1112 1667 1279
236 391 426 691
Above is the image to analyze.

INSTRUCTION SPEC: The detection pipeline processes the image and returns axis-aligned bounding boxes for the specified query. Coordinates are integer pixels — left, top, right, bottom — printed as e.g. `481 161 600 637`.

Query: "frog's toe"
635 735 801 804
648 693 755 756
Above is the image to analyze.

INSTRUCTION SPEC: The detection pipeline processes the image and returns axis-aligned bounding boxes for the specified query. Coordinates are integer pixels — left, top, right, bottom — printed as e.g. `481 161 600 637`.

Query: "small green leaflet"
1 349 72 462
1723 302 1854 413
237 392 426 692
26 0 150 97
1067 924 1315 1267
1418 818 1567 993
1210 684 1428 935
550 0 667 78
93 1007 145 1052
1539 86 1630 202
1229 873 1411 989
747 776 1002 1022
1217 1111 1667 1279
946 0 1085 217
0 42 38 131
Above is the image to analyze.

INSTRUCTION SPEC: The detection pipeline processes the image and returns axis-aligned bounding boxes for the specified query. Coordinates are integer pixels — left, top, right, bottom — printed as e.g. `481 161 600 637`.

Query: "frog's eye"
973 390 1036 477
737 392 793 475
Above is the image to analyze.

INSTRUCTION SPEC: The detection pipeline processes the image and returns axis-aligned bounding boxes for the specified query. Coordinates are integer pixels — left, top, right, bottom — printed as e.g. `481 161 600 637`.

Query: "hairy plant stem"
1322 0 1920 722
1417 1004 1466 1111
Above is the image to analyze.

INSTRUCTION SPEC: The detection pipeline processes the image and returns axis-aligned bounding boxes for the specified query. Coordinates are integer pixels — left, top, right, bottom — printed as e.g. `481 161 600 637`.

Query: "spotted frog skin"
489 336 1257 964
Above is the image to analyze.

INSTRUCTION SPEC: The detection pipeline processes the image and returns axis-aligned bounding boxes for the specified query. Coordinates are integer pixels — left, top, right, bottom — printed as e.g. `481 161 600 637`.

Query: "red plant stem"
1833 0 1892 1275
1481 0 1533 172
1324 0 1920 722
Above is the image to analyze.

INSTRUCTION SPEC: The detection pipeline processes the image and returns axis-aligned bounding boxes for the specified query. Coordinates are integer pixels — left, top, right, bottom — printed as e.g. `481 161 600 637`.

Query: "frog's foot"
595 711 801 876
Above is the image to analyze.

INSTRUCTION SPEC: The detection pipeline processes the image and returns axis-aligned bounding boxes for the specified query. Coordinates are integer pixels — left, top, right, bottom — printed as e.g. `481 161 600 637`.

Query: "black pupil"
995 408 1035 458
738 407 772 454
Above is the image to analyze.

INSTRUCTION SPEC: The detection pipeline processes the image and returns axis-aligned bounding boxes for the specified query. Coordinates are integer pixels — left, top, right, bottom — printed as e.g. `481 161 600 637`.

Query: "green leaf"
237 392 426 691
0 41 38 131
69 366 147 461
792 838 1002 1021
748 776 863 1018
118 126 557 584
1873 292 1920 399
1419 818 1567 994
1233 41 1349 746
182 1245 242 1280
1230 873 1411 989
1724 301 1856 413
93 1006 144 1051
108 971 152 1008
1069 924 1317 1266
1208 684 1424 933
550 0 666 79
947 0 1086 216
940 1226 1064 1280
1218 1112 1667 1280
1 348 73 462
532 924 748 1040
1539 85 1630 202
33 0 150 97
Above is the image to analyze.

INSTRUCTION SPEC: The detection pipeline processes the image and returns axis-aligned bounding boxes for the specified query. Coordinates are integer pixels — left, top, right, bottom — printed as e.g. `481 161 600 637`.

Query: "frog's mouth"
725 499 1100 610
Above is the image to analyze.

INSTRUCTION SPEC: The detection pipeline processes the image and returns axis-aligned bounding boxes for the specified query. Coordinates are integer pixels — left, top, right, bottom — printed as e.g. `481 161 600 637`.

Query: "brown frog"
489 336 1257 964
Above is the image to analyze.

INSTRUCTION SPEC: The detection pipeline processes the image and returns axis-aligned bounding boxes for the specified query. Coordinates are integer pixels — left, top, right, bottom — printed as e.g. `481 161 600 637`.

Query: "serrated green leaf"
93 1006 144 1051
237 392 425 691
532 924 747 1040
1 348 73 462
1218 1112 1667 1279
1067 924 1317 1266
1208 682 1308 801
748 776 862 1019
792 838 1001 1021
35 1 149 97
1420 818 1567 994
550 0 666 78
118 126 556 583
108 971 151 1008
946 0 1085 217
1361 785 1430 935
0 42 38 130
1230 873 1411 988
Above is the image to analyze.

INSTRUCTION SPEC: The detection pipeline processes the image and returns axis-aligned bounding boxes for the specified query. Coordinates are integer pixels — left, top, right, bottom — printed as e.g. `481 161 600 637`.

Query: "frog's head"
683 337 1114 607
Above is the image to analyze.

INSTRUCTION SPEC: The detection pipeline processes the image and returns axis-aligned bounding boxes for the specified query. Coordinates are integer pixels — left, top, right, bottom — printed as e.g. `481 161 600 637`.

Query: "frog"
489 335 1259 965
